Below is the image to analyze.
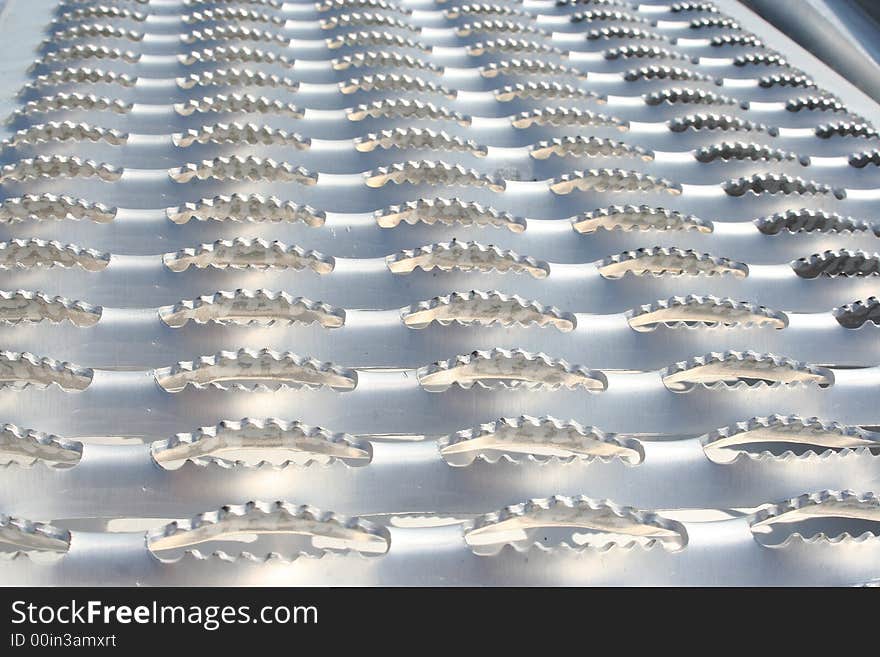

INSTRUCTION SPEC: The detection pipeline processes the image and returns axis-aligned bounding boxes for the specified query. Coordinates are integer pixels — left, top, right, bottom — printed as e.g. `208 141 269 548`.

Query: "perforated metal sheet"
2 0 880 586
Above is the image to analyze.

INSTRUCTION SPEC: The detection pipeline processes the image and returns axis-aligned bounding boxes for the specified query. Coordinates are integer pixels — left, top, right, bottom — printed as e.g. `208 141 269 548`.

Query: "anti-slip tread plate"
2 0 880 586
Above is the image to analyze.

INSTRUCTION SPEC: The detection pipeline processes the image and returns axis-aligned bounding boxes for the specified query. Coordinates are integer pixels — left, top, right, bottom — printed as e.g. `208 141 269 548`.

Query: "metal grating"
0 0 879 585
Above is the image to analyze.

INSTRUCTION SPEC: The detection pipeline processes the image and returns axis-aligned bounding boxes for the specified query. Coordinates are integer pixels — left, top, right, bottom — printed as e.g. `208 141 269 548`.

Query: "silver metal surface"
1 0 880 586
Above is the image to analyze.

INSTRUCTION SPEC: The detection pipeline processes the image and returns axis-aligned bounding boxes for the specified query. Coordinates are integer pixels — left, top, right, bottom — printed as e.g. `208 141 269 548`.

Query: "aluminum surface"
1 0 880 586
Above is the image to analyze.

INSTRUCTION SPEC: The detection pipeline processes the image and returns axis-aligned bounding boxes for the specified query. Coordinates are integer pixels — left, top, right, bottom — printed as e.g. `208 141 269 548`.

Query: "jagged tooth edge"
317 0 404 12
623 64 718 84
672 3 724 15
147 501 388 558
0 156 121 182
176 456 347 471
605 45 694 63
669 112 778 135
724 174 843 198
43 24 144 43
702 415 879 462
627 294 787 329
848 149 880 167
815 121 879 138
643 87 740 107
172 122 310 148
0 289 102 325
326 30 430 52
347 99 470 124
689 15 740 30
163 239 334 272
166 195 325 226
173 94 303 118
441 415 641 465
387 240 548 276
319 12 415 31
355 128 486 155
752 489 878 538
466 495 684 552
834 297 880 327
31 45 140 69
556 0 632 9
176 68 300 91
586 26 669 43
0 513 70 554
182 7 284 24
551 168 681 194
755 209 876 236
721 445 880 464
510 107 626 130
72 0 150 4
3 121 128 147
160 547 380 563
178 46 294 68
786 95 847 113
495 81 602 102
695 141 807 165
467 38 563 57
401 290 575 329
181 26 287 46
759 72 816 89
0 239 110 269
22 67 137 90
774 531 880 546
375 198 526 230
153 418 368 469
570 8 651 25
530 136 653 160
662 350 832 388
339 73 452 96
444 3 527 19
599 247 747 277
733 51 788 67
572 205 712 232
169 157 317 183
333 51 442 73
0 422 83 463
366 161 504 189
154 348 356 391
475 538 674 556
710 33 763 47
0 194 115 223
53 5 147 22
418 348 606 389
792 250 880 277
7 93 132 119
0 350 94 389
481 59 585 79
456 19 547 38
160 289 344 326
